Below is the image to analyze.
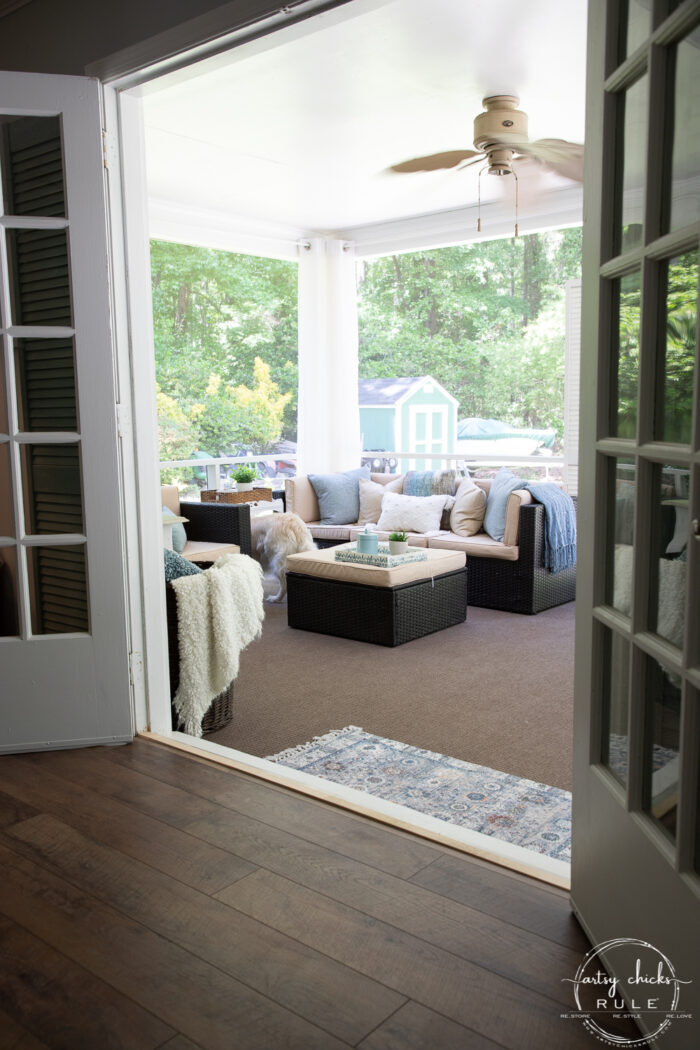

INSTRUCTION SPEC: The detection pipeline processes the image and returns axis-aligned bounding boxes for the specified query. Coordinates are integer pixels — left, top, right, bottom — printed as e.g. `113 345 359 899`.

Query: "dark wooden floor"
0 737 606 1049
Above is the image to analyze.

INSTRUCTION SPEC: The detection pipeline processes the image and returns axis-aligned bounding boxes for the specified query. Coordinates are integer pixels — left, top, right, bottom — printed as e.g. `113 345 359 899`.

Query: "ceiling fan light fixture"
485 147 515 176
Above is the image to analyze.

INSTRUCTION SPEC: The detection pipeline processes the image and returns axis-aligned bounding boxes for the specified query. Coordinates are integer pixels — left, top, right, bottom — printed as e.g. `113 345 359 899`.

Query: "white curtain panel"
297 237 362 474
564 278 582 497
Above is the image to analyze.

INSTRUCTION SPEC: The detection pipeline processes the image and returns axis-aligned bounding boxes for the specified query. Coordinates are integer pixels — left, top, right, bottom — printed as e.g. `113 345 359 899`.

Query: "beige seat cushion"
287 544 465 587
182 540 240 563
451 475 487 537
307 523 353 542
161 485 181 515
427 532 519 561
285 475 319 522
502 489 533 547
348 526 428 547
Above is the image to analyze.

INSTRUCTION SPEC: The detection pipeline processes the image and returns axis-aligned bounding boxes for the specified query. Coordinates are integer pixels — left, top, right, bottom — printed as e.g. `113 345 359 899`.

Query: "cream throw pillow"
377 491 448 534
450 475 487 536
358 475 405 525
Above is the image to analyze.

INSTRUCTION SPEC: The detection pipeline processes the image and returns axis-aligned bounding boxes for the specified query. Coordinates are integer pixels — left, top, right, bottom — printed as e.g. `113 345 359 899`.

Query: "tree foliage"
150 229 586 459
616 250 697 441
150 241 298 454
356 227 583 444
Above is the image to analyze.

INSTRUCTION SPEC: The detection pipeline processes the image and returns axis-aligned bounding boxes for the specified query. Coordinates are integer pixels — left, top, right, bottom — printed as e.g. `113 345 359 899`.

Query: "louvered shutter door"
2 115 85 634
0 70 131 751
3 115 65 216
15 338 77 431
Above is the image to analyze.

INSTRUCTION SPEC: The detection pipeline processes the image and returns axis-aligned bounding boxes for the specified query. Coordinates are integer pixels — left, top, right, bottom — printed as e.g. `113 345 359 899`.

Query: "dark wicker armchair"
163 494 250 734
178 499 252 557
161 485 252 561
467 500 577 615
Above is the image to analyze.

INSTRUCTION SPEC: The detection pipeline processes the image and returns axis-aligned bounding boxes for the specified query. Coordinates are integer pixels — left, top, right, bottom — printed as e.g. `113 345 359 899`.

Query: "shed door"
0 72 131 752
409 405 448 470
571 1 699 1043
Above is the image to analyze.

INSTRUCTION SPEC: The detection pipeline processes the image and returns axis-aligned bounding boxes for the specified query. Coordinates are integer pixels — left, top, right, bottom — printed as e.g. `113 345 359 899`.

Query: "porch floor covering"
207 600 576 792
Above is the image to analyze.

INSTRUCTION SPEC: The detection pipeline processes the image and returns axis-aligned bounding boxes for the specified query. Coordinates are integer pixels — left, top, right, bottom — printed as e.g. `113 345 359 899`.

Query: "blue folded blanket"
525 482 577 574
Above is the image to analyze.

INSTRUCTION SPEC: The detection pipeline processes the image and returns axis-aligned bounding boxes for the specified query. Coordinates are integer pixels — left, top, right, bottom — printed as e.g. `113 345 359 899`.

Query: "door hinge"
129 651 144 689
102 127 117 171
116 403 132 439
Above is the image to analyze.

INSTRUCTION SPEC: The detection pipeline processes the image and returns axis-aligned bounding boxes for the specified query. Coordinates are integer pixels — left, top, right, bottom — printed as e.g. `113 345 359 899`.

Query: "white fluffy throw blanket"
171 554 264 736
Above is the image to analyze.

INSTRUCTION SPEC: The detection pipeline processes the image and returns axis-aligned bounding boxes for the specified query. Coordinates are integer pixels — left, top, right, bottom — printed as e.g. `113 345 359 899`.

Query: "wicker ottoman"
286 545 467 646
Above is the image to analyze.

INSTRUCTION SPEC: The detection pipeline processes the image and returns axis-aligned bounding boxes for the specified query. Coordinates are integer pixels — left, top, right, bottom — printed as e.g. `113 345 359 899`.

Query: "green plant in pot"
388 530 408 555
232 464 258 491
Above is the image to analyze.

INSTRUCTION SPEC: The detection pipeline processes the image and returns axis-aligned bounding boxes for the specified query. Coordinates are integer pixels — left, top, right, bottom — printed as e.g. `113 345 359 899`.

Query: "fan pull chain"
477 163 488 233
477 163 519 237
513 167 519 238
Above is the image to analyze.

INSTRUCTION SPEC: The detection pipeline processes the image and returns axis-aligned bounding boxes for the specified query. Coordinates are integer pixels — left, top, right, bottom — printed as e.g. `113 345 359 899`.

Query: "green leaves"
357 228 582 444
150 242 298 454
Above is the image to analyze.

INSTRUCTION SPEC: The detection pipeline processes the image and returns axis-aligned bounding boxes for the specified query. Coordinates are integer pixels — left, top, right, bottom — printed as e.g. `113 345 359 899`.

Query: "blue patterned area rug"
267 726 572 862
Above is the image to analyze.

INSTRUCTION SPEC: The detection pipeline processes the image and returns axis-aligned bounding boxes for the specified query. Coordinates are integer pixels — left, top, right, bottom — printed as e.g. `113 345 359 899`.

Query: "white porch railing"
160 451 565 497
361 451 565 481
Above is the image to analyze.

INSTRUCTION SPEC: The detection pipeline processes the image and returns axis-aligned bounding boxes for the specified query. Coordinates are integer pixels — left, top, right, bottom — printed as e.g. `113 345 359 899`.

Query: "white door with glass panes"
572 1 700 1044
0 73 132 752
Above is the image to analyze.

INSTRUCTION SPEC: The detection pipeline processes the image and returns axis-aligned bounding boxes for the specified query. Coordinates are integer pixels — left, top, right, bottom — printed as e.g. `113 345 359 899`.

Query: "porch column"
296 237 361 474
564 278 582 496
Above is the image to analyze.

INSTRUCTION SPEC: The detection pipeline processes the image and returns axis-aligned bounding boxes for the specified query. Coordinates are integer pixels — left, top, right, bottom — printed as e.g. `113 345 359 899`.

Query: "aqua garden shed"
358 376 458 464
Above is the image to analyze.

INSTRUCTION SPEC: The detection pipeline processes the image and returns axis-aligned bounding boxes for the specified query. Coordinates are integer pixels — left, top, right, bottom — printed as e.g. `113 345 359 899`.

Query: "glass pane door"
571 2 700 1045
0 72 131 751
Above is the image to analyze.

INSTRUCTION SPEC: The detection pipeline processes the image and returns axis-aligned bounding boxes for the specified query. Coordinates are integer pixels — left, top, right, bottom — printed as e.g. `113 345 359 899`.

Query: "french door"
572 1 699 1043
0 73 132 752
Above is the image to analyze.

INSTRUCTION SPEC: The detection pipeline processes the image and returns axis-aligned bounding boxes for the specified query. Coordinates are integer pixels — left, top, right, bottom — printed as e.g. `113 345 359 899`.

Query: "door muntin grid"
594 3 699 873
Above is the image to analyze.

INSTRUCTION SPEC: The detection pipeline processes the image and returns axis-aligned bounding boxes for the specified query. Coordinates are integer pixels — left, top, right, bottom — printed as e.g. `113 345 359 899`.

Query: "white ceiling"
141 0 588 240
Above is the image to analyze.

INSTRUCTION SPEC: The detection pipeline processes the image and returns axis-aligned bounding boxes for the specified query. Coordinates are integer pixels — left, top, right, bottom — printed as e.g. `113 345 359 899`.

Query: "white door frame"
99 0 571 887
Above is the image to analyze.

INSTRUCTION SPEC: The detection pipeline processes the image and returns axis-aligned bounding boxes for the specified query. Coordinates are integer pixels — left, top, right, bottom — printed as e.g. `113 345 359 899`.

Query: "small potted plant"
388 530 408 555
232 464 258 491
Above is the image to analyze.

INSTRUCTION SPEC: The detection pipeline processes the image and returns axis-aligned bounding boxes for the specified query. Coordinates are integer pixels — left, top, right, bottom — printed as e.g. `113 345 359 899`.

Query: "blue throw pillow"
308 466 371 525
162 505 187 553
163 548 202 583
483 468 523 541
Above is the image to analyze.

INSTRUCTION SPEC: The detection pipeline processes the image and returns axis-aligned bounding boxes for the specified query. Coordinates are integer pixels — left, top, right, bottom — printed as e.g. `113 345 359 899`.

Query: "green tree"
150 241 298 443
356 227 582 442
192 359 291 454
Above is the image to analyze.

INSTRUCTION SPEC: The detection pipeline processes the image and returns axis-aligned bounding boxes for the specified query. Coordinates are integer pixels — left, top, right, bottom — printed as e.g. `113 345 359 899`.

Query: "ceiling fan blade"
388 148 482 173
515 138 584 182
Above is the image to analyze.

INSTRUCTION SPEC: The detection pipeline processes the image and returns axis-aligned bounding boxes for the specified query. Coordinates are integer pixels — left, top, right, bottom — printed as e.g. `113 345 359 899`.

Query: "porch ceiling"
141 0 587 242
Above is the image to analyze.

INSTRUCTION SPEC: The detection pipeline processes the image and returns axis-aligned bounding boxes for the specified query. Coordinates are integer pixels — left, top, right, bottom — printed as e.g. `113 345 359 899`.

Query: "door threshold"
141 730 571 890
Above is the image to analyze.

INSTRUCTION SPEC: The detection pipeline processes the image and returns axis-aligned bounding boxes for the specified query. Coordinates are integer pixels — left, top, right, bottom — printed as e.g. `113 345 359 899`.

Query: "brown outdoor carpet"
207 599 576 791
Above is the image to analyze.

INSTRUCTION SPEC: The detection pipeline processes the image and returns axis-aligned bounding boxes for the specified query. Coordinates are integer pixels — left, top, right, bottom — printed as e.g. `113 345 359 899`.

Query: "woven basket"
200 684 234 733
200 489 218 502
216 488 272 504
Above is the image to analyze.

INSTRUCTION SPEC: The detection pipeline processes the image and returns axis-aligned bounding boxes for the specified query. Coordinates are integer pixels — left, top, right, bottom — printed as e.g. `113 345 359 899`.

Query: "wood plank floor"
0 737 628 1050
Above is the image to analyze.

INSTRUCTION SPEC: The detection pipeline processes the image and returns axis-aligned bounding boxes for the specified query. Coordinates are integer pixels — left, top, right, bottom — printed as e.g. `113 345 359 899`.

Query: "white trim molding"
148 197 305 261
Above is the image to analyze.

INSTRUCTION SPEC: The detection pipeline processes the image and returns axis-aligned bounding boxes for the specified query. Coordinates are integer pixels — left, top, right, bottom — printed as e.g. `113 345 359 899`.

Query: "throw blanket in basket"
525 482 577 574
171 554 264 736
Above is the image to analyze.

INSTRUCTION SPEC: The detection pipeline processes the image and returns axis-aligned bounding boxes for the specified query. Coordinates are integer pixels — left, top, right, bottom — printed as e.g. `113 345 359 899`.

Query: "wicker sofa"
285 472 576 615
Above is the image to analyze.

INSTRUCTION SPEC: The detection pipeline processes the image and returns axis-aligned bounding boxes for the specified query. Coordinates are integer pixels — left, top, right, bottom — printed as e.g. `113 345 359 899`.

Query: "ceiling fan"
389 95 584 235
